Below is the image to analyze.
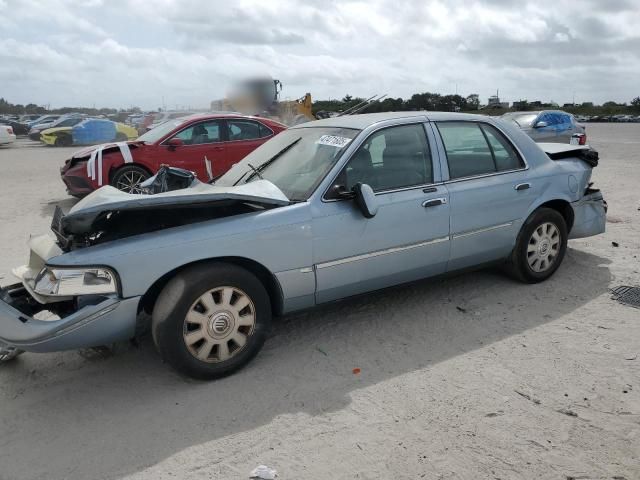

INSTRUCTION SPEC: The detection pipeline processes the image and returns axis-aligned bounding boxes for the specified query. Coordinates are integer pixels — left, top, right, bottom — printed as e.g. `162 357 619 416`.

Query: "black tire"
151 262 272 380
54 135 72 147
111 165 150 194
508 208 568 283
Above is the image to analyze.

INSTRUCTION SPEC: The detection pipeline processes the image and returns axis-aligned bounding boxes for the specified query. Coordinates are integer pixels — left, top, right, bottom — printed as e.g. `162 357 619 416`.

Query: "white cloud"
0 0 639 109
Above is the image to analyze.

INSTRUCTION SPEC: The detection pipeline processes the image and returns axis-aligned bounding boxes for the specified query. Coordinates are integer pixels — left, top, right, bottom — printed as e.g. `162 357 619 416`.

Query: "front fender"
47 203 314 299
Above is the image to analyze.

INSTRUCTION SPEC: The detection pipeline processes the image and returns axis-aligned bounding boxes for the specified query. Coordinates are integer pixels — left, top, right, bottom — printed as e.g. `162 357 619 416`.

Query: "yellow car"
41 119 138 147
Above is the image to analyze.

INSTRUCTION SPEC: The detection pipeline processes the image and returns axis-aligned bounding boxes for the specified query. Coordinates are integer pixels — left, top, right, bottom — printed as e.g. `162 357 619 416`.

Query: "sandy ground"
0 124 638 480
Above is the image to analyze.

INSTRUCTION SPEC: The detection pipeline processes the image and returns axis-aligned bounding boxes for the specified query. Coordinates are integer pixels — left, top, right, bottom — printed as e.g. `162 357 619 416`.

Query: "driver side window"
173 121 222 145
343 124 432 192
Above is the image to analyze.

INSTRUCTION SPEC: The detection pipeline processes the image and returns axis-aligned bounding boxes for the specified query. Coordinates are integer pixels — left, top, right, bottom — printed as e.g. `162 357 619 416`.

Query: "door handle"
515 183 531 191
422 197 447 208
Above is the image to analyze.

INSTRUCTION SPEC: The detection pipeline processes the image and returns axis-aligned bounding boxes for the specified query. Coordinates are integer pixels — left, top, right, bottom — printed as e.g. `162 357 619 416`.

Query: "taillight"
6 127 13 135
571 133 587 146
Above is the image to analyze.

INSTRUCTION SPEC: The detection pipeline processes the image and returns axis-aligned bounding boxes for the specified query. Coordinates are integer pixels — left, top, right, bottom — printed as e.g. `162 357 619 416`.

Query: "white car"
0 125 16 145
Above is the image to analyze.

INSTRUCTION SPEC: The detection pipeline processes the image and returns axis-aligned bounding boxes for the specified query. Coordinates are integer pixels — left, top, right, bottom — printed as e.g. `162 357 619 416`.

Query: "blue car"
0 112 606 378
501 110 587 144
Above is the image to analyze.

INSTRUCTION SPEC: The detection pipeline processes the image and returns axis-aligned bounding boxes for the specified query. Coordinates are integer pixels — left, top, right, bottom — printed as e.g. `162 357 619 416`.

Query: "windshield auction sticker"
316 135 352 148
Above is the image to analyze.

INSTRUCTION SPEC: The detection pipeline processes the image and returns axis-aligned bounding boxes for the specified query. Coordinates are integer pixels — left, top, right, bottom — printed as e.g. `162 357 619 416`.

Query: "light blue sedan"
0 112 606 378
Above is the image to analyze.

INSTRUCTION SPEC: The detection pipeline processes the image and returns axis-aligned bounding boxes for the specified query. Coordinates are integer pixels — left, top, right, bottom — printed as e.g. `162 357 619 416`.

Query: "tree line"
2 94 639 117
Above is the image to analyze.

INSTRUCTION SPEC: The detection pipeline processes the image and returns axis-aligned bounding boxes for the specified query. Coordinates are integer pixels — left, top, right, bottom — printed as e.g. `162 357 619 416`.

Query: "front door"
312 123 451 304
433 121 538 271
164 119 226 180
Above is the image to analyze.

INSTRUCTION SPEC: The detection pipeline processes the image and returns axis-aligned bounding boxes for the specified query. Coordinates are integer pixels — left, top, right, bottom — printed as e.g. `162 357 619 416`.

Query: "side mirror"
167 137 184 150
534 121 548 128
352 183 378 218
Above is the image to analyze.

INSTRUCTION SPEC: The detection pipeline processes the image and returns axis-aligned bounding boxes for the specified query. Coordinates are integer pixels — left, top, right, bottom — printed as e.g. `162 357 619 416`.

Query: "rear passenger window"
436 122 523 179
258 123 273 138
344 124 432 192
480 124 524 172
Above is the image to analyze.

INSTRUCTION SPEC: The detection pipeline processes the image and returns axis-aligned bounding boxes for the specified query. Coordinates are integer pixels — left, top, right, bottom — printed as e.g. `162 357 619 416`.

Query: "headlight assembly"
33 267 118 297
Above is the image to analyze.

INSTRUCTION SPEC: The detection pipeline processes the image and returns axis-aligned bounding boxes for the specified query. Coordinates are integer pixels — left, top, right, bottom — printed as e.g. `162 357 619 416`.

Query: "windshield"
502 113 538 127
217 127 360 201
137 119 187 143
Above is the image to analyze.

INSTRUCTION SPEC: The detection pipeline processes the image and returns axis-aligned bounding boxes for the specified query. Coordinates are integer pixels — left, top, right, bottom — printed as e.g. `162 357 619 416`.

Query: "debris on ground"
456 306 467 313
352 367 361 375
250 465 277 479
316 346 328 356
612 241 619 247
514 389 541 405
624 353 637 360
557 408 578 417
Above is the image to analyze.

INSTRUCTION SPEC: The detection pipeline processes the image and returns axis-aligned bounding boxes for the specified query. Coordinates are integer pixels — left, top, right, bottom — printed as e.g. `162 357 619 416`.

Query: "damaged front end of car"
1 175 290 357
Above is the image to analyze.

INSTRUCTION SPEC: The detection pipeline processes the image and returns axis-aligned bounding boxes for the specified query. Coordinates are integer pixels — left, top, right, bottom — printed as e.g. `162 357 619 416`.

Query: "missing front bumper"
0 284 139 353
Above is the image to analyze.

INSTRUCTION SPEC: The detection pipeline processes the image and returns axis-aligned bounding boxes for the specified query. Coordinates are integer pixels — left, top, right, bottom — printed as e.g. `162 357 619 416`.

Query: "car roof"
291 111 495 130
180 112 286 127
506 110 571 116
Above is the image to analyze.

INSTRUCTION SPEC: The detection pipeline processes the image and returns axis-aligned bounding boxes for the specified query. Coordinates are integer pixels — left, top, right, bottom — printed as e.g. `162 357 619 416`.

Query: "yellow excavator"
210 78 314 126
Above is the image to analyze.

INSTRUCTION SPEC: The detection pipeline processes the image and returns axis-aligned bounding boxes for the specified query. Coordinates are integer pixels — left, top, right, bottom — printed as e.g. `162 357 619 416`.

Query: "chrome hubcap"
115 171 146 194
183 286 255 363
527 222 561 273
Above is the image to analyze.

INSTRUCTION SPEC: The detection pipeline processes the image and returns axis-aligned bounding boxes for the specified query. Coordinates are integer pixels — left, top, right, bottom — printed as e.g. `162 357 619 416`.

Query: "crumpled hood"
59 179 290 237
70 179 289 215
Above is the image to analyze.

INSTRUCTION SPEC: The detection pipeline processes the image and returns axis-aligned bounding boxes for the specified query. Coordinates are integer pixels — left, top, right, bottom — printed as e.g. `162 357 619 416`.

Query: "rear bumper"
0 284 139 354
0 134 16 144
569 190 606 239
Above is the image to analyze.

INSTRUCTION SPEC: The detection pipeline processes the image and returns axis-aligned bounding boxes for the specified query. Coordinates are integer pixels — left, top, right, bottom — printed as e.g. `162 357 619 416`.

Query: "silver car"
501 110 586 144
0 112 606 378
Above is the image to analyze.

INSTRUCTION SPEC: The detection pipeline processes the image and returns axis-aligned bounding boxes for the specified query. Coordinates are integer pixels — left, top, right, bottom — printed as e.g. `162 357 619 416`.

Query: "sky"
0 0 639 110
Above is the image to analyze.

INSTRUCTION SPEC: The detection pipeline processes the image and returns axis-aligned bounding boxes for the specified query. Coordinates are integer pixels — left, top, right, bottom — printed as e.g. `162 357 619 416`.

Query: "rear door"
224 119 275 170
433 121 536 271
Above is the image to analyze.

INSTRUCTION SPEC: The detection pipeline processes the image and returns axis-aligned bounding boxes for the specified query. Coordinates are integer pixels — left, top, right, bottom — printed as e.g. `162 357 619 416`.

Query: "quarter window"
436 122 523 179
343 124 433 192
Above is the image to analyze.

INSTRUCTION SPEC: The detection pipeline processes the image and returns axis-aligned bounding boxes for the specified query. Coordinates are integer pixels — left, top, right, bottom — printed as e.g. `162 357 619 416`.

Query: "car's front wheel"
111 165 150 194
509 207 568 283
151 263 271 380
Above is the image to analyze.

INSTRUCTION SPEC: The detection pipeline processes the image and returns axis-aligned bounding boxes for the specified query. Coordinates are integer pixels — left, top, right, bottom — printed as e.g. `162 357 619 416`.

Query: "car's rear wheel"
508 208 568 283
151 263 271 380
111 165 150 194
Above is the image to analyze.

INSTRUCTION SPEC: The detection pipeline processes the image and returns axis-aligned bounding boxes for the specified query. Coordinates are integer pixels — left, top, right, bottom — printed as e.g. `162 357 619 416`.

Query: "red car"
60 113 286 196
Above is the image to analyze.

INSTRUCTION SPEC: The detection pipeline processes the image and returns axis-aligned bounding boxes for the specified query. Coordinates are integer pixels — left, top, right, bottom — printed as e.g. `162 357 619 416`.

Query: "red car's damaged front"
60 113 287 196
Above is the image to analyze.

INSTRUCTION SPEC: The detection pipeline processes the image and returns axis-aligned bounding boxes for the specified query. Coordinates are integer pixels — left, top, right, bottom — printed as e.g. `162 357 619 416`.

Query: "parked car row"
575 114 640 123
0 111 607 378
0 114 139 148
